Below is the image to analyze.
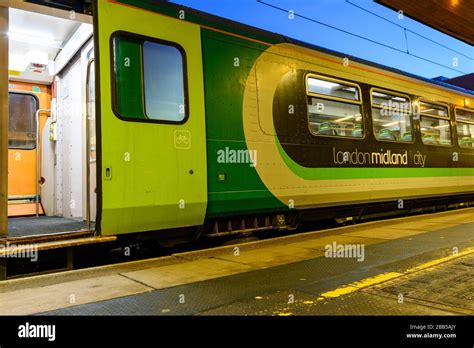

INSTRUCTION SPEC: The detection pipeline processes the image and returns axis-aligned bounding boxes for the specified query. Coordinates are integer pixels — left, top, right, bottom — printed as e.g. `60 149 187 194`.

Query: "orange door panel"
8 149 36 197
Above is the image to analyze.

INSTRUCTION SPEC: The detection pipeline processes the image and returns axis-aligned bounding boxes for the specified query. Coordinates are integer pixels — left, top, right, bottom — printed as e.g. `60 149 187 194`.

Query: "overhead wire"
256 0 469 75
345 0 473 61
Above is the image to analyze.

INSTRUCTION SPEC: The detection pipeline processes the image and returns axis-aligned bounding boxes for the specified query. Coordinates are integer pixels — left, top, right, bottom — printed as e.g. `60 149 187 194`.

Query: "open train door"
94 1 208 236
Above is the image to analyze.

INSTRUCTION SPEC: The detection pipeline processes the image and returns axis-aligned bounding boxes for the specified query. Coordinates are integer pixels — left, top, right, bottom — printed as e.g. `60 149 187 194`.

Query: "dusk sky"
172 0 473 80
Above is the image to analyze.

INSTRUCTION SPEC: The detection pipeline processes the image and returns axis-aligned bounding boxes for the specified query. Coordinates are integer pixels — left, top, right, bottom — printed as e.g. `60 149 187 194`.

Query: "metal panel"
55 56 83 218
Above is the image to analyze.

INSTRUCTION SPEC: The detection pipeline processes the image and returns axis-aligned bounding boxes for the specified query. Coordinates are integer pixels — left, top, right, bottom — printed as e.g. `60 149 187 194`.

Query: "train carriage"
3 0 474 246
94 0 473 241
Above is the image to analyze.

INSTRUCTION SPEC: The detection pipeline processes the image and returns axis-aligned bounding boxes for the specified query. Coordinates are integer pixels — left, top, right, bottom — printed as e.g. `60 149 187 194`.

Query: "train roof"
160 0 474 97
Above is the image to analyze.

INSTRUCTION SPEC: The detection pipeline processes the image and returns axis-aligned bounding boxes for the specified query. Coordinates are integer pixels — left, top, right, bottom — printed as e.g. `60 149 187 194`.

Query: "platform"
0 208 472 315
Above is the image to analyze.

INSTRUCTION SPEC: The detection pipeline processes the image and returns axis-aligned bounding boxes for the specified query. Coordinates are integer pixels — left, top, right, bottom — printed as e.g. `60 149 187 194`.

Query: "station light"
8 31 63 49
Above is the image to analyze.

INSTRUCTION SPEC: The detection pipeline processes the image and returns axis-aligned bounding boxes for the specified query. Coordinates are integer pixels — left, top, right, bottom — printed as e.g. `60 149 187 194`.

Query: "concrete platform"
0 208 473 316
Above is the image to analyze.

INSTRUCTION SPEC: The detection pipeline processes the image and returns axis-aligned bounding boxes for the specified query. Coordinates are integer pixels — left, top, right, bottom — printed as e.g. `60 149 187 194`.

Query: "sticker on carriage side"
174 130 191 149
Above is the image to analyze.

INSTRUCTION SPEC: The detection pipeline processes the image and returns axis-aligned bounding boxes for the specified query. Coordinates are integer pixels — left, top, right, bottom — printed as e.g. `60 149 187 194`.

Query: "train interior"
5 7 95 239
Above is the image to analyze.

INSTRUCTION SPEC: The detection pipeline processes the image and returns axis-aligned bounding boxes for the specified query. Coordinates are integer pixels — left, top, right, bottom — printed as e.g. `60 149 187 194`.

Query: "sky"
171 0 474 80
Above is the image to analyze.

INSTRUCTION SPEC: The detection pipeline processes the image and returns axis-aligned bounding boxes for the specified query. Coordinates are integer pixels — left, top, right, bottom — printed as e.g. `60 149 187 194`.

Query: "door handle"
104 167 112 180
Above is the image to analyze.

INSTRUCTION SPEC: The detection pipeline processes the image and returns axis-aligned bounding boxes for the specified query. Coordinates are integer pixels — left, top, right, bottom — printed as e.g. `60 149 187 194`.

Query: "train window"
420 116 452 146
455 108 474 123
372 109 413 142
456 123 474 148
371 91 410 110
112 35 144 119
307 77 360 101
143 41 185 122
420 101 449 118
371 89 413 143
455 108 474 148
8 93 38 149
112 32 188 123
306 75 363 138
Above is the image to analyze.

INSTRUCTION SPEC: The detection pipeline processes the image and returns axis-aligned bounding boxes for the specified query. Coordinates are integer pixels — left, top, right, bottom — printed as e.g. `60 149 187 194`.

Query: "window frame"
370 87 415 144
418 99 450 119
455 106 474 149
305 73 365 140
8 91 39 150
418 98 453 148
110 30 189 125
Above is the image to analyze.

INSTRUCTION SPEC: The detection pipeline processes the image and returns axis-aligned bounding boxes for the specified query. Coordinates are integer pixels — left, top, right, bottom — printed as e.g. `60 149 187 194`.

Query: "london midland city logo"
333 147 427 167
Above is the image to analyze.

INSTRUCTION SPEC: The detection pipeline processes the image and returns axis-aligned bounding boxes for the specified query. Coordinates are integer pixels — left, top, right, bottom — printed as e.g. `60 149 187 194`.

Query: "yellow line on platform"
319 247 474 300
405 246 474 273
320 272 402 299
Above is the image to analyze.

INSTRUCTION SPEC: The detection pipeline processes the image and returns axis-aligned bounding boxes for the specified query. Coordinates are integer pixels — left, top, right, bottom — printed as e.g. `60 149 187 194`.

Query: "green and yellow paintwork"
97 0 474 235
97 0 207 235
201 29 285 217
242 43 474 208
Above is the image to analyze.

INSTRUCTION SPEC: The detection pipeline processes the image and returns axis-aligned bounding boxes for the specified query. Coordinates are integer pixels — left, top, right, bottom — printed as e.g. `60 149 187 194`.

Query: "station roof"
26 0 92 13
444 73 474 91
376 0 474 45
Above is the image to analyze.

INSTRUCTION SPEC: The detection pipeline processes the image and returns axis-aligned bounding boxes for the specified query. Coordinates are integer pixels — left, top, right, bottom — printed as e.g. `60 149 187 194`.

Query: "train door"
95 1 207 235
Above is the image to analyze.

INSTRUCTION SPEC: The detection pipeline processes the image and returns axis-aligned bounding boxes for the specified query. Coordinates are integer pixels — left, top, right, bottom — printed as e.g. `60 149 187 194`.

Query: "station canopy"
26 0 92 13
377 0 474 45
